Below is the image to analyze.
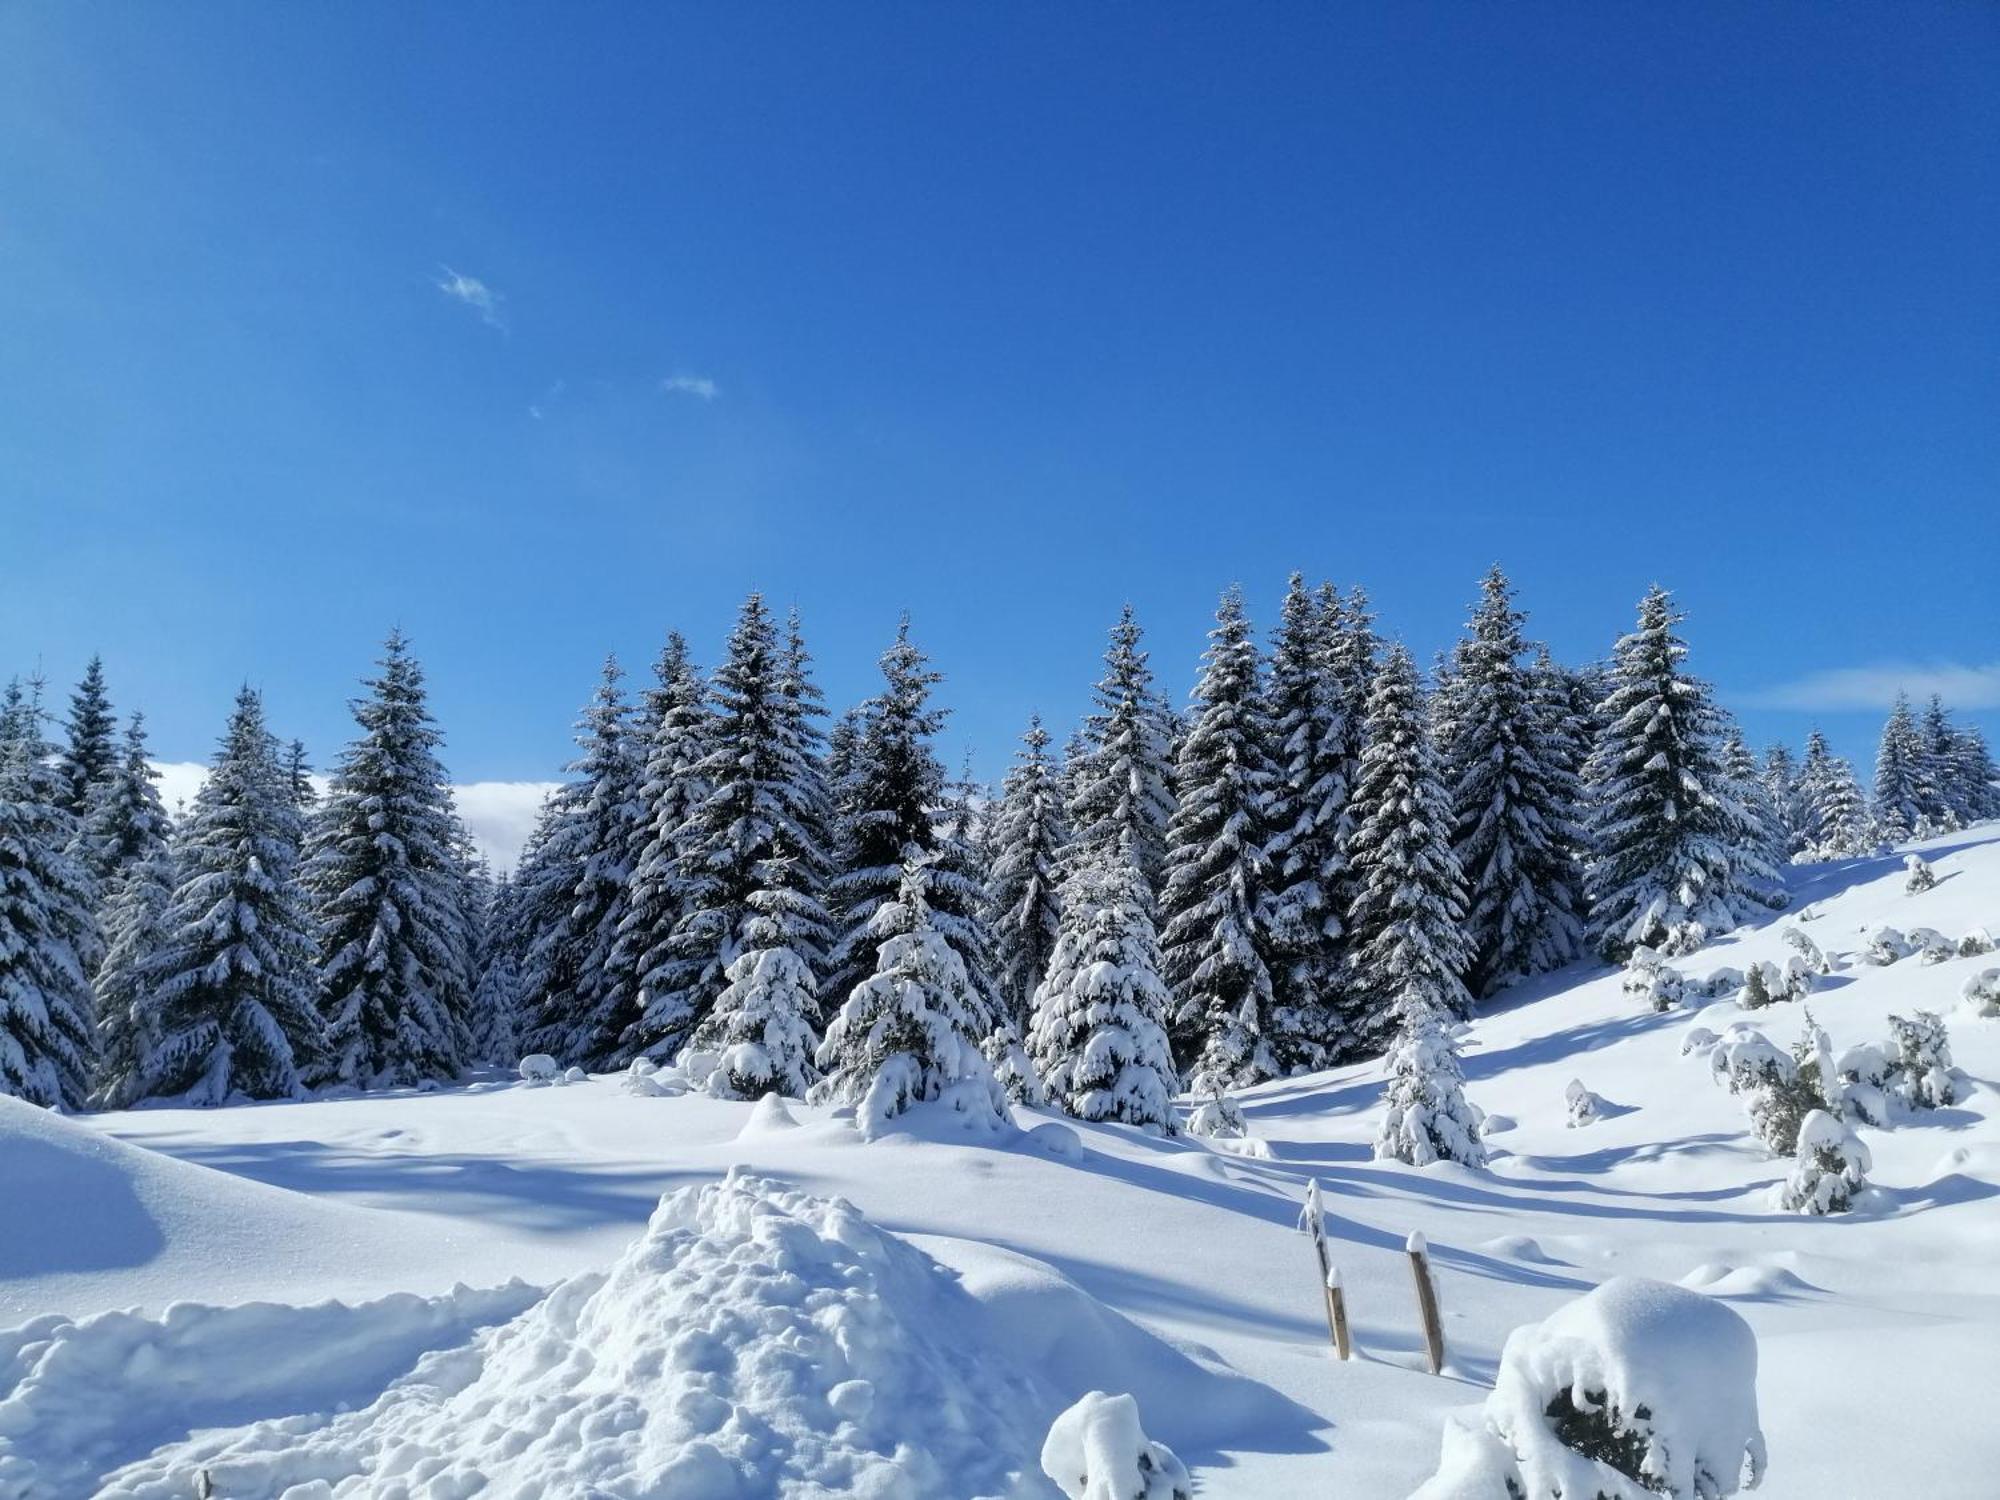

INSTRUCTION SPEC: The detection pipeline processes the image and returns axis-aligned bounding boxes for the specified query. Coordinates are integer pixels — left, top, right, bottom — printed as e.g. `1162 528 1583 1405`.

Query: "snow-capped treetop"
1065 604 1178 902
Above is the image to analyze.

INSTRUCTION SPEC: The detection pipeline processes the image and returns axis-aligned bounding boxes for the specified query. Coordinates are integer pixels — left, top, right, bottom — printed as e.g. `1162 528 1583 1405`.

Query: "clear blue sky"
4 2 1996 784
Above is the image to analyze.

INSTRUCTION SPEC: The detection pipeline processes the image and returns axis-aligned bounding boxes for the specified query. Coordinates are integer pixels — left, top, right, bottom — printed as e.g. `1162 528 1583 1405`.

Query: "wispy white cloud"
528 378 567 421
436 265 506 330
660 372 720 401
152 763 559 872
1743 662 2000 712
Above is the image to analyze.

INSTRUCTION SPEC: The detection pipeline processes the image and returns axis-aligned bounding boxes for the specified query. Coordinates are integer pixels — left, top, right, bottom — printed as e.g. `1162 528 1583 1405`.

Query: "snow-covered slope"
15 826 1999 1497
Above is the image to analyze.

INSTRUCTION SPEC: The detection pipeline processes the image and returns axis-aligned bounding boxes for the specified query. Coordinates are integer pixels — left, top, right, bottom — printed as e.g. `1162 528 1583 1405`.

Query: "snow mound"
1040 1390 1190 1500
97 1170 1056 1499
0 1282 538 1499
1413 1276 1765 1500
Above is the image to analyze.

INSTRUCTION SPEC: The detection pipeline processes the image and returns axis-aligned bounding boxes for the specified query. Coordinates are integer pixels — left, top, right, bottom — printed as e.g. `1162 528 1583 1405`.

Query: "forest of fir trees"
4 574 1997 1154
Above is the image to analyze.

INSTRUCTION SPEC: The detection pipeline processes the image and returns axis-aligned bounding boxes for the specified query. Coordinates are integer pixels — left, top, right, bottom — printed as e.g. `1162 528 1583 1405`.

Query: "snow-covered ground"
8 828 1998 1497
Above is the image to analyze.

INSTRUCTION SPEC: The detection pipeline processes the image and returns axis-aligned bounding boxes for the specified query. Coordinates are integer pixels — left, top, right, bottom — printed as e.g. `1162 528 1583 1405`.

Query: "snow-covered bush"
1735 963 1780 1010
982 1022 1047 1106
1411 1277 1766 1500
1708 1028 1788 1095
1709 1027 1819 1155
1865 927 1912 966
1963 967 2000 1018
619 1056 678 1097
1376 1004 1486 1168
1903 854 1937 894
517 1053 559 1086
1780 925 1831 975
561 1065 587 1085
1832 1041 1892 1127
1885 1011 1955 1110
1565 1079 1603 1129
1040 1391 1191 1500
1908 927 1954 966
1694 967 1744 1001
1775 1109 1871 1215
1622 947 1684 1012
1187 1089 1248 1140
1958 926 1995 958
1679 1027 1720 1060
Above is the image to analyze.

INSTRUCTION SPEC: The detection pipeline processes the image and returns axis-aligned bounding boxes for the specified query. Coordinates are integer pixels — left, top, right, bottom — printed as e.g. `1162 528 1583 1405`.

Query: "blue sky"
4 2 1996 795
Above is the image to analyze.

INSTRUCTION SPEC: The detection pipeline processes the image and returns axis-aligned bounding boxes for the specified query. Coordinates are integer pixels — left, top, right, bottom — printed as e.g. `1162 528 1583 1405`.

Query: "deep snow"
7 826 1999 1497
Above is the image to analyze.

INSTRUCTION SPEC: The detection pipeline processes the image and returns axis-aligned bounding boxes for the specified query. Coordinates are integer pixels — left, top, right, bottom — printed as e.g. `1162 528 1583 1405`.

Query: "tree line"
2 572 1994 1140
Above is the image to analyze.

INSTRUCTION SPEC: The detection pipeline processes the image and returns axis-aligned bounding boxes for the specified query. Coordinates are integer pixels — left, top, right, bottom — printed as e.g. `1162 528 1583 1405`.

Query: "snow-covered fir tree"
605 633 710 1039
0 698 100 1108
1444 566 1584 998
1872 694 1937 841
825 620 997 1030
467 870 521 1066
1761 742 1811 859
1717 721 1789 910
815 851 1009 1137
627 595 832 1064
90 834 177 1109
686 868 825 1099
1158 587 1279 1090
283 738 316 815
1375 989 1485 1168
76 714 173 898
516 659 643 1066
984 714 1066 1030
1944 721 2000 824
1260 574 1353 1068
1918 697 1976 828
1799 729 1873 860
1345 643 1474 1053
1027 843 1179 1131
1064 605 1178 902
53 654 118 822
304 631 472 1088
129 687 323 1104
1527 644 1593 929
1583 587 1741 959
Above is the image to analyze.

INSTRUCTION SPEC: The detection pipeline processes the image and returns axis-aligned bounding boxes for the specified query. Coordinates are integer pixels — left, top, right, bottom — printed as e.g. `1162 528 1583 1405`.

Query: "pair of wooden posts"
1298 1178 1446 1375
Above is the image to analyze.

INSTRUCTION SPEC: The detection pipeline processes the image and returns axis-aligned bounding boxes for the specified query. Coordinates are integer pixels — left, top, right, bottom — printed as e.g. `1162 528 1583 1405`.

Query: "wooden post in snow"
194 1472 214 1500
1298 1179 1349 1358
1406 1230 1445 1375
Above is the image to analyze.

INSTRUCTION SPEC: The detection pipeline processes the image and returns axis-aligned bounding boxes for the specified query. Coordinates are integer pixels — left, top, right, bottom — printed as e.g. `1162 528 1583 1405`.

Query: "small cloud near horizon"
436 266 506 330
660 372 720 401
1742 661 2000 713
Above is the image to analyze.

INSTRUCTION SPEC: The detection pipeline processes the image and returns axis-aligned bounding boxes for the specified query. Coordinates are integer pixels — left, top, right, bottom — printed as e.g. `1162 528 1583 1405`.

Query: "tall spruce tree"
984 715 1067 1030
1799 730 1873 860
83 717 175 1103
1159 587 1278 1090
517 658 642 1066
1761 742 1810 858
1261 574 1352 1067
304 631 472 1087
76 714 173 897
1718 722 1789 909
132 688 323 1103
1344 643 1473 1051
1064 605 1177 901
626 595 832 1064
1445 567 1584 998
1027 843 1179 1130
1872 694 1936 841
825 620 996 1028
1583 587 1741 960
53 655 118 822
0 696 100 1108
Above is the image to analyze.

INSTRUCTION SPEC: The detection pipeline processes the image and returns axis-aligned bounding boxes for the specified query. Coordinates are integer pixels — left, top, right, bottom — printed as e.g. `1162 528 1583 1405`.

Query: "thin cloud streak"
660 372 720 400
1743 662 2000 712
436 265 506 330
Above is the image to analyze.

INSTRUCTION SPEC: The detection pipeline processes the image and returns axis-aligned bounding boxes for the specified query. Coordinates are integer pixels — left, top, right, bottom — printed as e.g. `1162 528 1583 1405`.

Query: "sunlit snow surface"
8 827 1999 1497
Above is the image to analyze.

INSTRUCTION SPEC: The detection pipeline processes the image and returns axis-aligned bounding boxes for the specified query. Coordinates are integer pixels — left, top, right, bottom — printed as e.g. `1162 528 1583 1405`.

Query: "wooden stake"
194 1472 214 1500
1298 1179 1348 1357
1406 1231 1445 1375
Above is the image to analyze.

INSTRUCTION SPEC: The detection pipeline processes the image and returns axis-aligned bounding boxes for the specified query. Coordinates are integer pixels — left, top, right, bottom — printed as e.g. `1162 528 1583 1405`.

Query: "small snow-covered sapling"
1564 1079 1602 1128
1903 854 1937 894
1963 967 2000 1018
1885 1011 1956 1109
1040 1391 1191 1500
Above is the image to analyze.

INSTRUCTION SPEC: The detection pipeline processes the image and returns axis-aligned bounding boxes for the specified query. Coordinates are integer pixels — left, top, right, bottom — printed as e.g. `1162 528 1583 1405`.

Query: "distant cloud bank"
152 764 558 872
1744 661 2000 712
660 372 720 400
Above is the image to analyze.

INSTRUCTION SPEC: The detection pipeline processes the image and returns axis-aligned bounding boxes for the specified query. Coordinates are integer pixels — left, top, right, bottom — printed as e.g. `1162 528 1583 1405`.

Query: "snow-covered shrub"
561 1065 587 1085
1679 1027 1720 1060
619 1057 678 1097
982 1022 1046 1106
1780 956 1815 1001
1962 967 2000 1018
1411 1278 1766 1500
1709 1027 1819 1155
1775 1109 1871 1215
1903 854 1937 894
1708 1028 1788 1095
1695 967 1744 1001
517 1053 559 1086
1621 947 1684 1012
1866 927 1912 966
690 943 822 1100
1908 927 1954 966
1958 926 1995 958
1885 1011 1955 1110
1734 962 1781 1010
1565 1079 1603 1129
1832 1042 1892 1127
1780 925 1831 975
1040 1391 1191 1500
1187 1089 1248 1140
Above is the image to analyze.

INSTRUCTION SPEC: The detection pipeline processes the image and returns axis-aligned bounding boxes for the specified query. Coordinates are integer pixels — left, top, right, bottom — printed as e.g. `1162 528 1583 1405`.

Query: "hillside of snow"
9 827 1998 1497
